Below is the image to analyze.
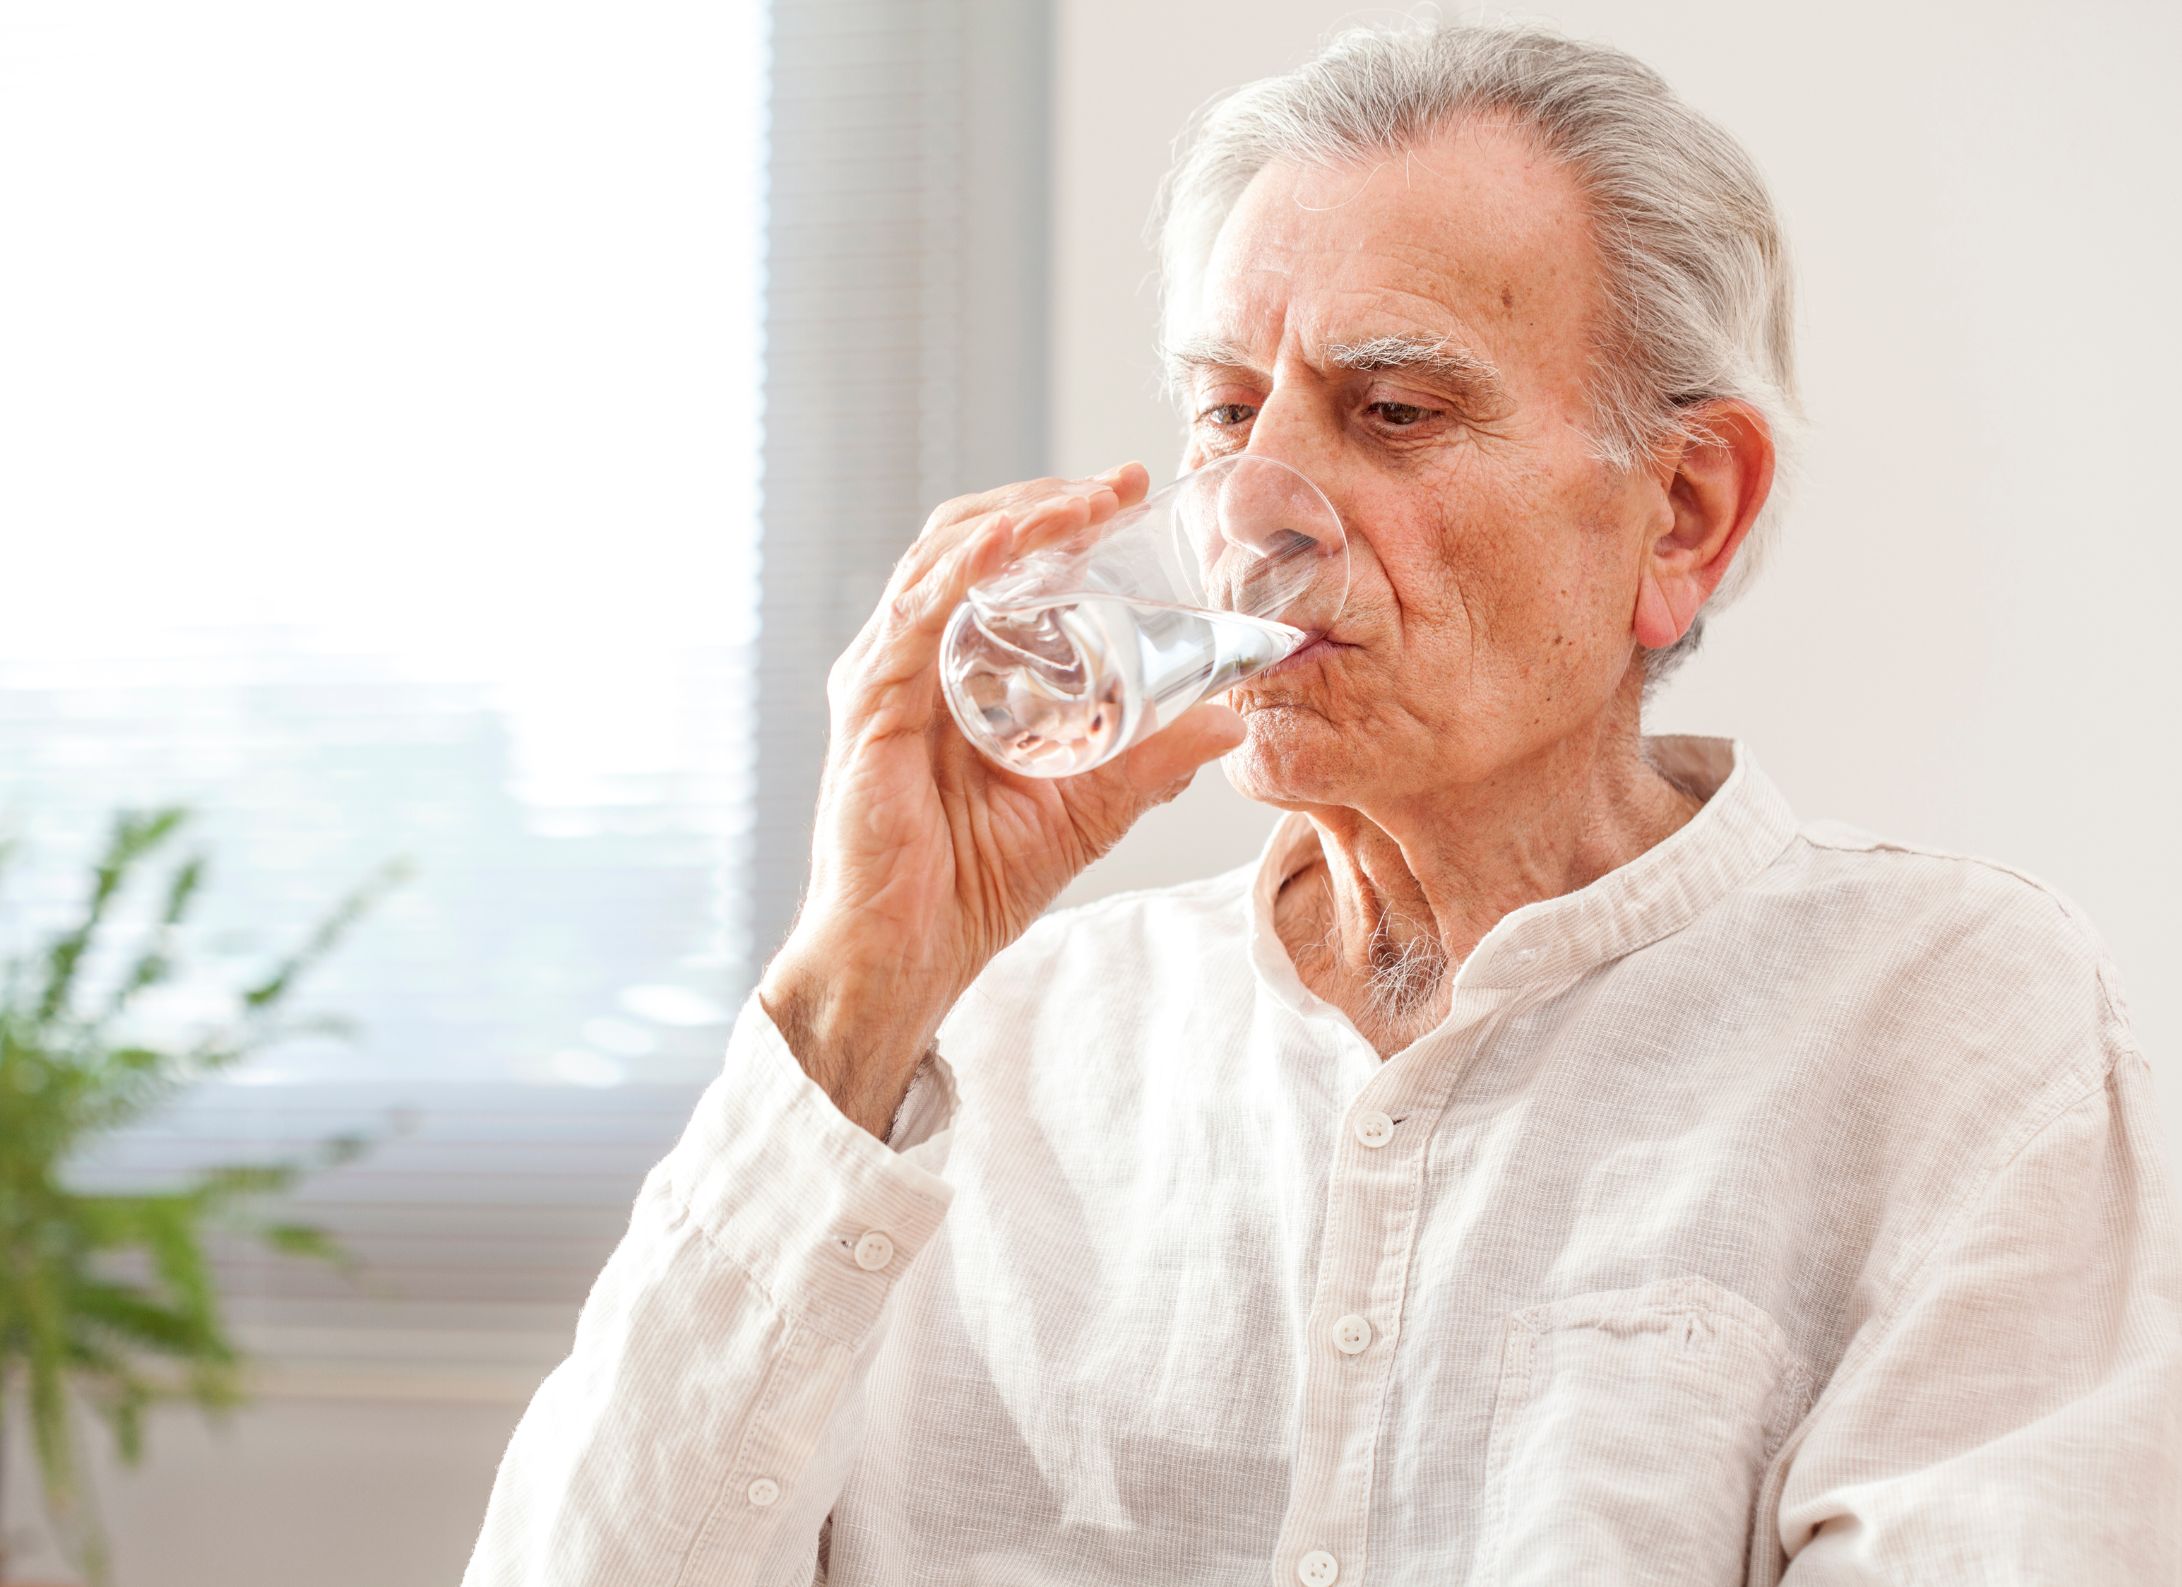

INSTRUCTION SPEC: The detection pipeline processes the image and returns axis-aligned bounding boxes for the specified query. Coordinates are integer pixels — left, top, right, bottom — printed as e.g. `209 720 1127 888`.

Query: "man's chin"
1219 717 1350 806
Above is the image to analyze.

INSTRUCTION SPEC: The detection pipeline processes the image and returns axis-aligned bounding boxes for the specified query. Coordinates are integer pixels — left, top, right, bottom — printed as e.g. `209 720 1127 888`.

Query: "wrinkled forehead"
1170 122 1600 392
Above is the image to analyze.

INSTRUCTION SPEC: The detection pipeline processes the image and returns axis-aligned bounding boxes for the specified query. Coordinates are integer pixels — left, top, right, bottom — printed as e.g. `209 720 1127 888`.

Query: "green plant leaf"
187 1158 305 1207
313 1128 375 1169
72 1036 248 1136
95 848 206 1029
17 1251 84 1516
34 806 192 1030
106 1380 148 1465
239 853 415 1012
66 1279 224 1363
59 1340 160 1468
137 1198 221 1328
255 1221 361 1275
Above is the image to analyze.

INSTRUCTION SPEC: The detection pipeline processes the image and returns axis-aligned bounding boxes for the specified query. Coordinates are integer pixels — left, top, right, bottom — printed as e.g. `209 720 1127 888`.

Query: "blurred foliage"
0 807 416 1585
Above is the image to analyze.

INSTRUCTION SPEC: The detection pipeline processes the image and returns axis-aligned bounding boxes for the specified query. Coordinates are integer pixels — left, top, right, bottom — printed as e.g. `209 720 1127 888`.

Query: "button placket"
1270 1080 1429 1587
1275 998 1522 1584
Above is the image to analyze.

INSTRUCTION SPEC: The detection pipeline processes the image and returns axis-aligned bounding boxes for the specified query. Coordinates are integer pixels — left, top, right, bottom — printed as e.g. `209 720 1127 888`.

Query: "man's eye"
1368 401 1436 428
1194 400 1441 430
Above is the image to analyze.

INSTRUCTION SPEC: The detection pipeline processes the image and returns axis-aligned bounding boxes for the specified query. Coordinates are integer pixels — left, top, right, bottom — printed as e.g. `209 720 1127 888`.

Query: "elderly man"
465 20 2180 1587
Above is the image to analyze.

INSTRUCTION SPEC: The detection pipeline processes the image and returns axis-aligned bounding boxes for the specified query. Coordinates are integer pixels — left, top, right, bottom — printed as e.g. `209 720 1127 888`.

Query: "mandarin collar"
1244 734 1800 1026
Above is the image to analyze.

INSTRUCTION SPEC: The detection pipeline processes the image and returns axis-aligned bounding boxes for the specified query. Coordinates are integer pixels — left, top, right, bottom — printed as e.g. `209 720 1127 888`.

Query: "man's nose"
1200 454 1347 628
1230 390 1347 560
1213 456 1343 565
1230 421 1344 563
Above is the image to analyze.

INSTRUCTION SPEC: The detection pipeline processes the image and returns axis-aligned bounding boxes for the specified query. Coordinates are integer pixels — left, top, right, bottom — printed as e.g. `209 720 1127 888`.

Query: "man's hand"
757 461 1247 1138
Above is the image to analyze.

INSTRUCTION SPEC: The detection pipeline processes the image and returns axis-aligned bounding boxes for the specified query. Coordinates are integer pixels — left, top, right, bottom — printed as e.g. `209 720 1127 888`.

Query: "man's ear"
1632 400 1775 650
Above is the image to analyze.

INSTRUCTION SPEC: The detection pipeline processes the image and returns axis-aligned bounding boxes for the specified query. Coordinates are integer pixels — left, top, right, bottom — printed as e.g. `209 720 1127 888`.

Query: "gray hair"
1149 18 1803 701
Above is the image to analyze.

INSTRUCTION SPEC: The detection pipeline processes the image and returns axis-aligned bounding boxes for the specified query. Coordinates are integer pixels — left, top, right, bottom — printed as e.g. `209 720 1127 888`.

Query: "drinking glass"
939 453 1348 778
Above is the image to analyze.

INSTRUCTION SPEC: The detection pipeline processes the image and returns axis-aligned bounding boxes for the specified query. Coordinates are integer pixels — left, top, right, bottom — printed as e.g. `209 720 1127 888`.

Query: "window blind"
752 0 1053 952
0 0 1052 1394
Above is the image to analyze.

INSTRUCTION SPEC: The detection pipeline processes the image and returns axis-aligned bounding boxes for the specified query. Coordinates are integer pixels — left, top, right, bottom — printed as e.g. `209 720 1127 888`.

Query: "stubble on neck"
1279 861 1453 1057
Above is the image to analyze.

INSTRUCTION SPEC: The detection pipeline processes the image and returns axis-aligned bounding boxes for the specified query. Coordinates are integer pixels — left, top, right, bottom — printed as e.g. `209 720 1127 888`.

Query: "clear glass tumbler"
940 453 1348 778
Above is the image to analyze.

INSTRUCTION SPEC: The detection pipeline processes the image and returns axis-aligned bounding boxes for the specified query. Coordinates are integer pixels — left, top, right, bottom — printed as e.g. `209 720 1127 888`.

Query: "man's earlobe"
1633 565 1703 648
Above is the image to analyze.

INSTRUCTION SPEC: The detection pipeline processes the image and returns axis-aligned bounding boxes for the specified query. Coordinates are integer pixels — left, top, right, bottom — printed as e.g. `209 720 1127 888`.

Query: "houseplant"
0 806 416 1586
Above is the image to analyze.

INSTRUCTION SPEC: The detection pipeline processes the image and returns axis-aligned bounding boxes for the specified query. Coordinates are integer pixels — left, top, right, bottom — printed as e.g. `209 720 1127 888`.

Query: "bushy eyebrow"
1161 330 1509 410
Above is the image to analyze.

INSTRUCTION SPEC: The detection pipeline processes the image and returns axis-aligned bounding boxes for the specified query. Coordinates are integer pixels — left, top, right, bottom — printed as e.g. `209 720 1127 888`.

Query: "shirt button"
1334 1314 1372 1354
1514 946 1539 963
1352 1110 1394 1148
747 1476 781 1507
1297 1548 1340 1585
853 1230 895 1271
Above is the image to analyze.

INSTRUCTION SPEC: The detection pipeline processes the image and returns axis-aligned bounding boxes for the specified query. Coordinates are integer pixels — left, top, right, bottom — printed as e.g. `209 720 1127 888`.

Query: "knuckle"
888 538 931 590
825 649 860 707
889 580 929 624
926 477 1068 535
1004 479 1073 518
923 496 974 536
938 533 978 583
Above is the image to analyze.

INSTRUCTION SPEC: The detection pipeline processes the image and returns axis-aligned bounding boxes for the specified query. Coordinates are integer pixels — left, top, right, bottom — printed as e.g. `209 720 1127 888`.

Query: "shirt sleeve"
1776 1041 2182 1583
460 988 959 1587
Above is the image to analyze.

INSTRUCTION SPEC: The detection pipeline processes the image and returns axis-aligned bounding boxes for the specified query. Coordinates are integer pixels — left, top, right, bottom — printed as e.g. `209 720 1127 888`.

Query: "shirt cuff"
641 987 957 1343
885 1040 959 1154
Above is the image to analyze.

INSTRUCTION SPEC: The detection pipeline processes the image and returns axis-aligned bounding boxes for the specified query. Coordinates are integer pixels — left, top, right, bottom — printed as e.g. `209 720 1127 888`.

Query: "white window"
0 0 1050 1390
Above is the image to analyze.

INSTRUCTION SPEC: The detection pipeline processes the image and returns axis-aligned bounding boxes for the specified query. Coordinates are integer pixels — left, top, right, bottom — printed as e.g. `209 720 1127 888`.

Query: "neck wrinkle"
1277 730 1705 998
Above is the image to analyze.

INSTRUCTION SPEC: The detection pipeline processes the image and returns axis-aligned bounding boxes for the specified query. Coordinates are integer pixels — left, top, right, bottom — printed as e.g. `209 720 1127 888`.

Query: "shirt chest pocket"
1475 1275 1814 1587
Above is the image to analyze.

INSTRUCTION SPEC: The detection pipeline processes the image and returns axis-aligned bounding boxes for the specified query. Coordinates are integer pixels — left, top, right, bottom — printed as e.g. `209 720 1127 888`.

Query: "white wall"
1049 0 2182 1157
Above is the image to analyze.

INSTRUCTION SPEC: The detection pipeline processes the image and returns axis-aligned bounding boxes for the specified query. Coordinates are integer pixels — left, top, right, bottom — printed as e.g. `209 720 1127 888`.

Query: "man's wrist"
756 946 950 1141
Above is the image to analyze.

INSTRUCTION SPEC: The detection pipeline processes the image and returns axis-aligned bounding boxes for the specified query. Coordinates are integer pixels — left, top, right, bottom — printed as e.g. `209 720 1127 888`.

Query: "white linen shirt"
462 733 2182 1586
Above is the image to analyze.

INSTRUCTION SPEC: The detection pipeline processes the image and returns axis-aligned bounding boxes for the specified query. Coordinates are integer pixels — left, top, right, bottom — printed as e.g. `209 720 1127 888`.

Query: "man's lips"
1256 632 1346 679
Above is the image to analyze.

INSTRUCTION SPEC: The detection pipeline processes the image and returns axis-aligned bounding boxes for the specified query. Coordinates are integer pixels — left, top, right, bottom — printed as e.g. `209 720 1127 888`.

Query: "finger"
882 502 1016 617
1058 700 1248 848
1100 460 1151 508
958 460 1144 547
851 464 1145 706
888 508 1024 630
845 485 1078 695
1001 459 1145 517
1053 460 1148 516
919 468 1119 539
859 492 1098 697
1116 700 1247 798
886 472 1111 611
837 502 998 682
999 478 1123 563
897 461 1146 599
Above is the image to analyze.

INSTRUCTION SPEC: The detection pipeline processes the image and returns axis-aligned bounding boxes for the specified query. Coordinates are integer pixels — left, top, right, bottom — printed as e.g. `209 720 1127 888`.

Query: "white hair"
1149 17 1804 699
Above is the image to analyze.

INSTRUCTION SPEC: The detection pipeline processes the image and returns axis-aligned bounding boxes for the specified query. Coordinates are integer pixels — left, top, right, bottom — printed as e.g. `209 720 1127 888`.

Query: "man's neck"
1273 725 1707 1060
